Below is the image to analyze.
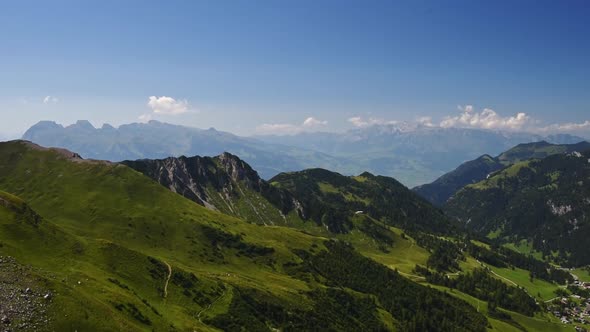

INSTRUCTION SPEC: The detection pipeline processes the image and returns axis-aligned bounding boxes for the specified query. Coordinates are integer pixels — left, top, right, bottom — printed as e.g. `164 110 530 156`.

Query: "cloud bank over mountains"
256 117 328 135
256 105 589 137
439 105 530 131
128 95 588 137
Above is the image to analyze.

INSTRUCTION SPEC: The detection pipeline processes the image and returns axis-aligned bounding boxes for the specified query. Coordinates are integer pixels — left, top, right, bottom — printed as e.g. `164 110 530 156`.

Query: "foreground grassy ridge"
0 141 494 331
0 142 328 330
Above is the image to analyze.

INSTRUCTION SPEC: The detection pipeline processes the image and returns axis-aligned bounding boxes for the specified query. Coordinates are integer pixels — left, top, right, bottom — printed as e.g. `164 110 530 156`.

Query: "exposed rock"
0 256 52 331
121 153 306 224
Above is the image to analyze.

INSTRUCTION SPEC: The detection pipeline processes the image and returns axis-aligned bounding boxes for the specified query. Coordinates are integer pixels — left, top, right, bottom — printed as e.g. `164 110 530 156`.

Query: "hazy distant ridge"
23 120 585 187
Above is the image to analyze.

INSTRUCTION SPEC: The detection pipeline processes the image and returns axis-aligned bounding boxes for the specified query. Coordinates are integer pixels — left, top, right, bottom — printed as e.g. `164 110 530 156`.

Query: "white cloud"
147 96 189 115
138 113 153 123
43 96 59 104
439 105 531 131
347 116 398 128
302 117 328 127
461 105 473 113
256 117 328 135
256 123 301 135
345 106 589 136
417 116 434 127
538 120 590 133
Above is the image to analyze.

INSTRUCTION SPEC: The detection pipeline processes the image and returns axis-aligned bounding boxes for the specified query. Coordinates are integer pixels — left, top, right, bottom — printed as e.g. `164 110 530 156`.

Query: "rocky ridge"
122 152 306 225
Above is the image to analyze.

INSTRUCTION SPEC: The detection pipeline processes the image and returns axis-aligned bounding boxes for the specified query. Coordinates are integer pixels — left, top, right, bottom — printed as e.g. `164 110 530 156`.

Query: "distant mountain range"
22 120 349 180
256 125 586 186
22 120 586 187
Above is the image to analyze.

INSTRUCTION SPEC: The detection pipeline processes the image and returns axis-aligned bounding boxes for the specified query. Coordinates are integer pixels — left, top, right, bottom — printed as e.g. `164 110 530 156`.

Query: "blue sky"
1 0 589 137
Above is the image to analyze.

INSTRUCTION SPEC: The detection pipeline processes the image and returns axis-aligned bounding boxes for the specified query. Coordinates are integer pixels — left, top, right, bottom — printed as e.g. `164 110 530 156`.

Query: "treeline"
411 229 573 285
414 266 539 316
567 285 590 298
201 225 275 258
466 241 573 284
358 217 395 252
270 169 457 235
298 240 489 332
408 231 464 272
208 286 389 331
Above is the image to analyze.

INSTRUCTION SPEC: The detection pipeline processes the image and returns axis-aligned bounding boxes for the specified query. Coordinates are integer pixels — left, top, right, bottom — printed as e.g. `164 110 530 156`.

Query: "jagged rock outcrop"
122 153 305 225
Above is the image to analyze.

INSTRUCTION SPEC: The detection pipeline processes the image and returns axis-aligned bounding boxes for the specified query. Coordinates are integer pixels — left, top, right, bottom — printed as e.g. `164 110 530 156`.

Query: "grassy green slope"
414 141 590 206
413 154 504 206
271 168 453 234
0 142 328 331
0 141 494 331
496 141 590 164
445 150 590 266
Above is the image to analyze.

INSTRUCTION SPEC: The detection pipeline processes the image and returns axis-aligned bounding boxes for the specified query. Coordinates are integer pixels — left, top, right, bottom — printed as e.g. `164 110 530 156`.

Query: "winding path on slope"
163 261 172 298
475 258 518 287
397 270 426 280
489 269 518 287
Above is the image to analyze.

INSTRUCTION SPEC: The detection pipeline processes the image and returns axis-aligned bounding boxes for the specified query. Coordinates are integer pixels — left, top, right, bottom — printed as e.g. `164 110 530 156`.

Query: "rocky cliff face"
122 153 305 225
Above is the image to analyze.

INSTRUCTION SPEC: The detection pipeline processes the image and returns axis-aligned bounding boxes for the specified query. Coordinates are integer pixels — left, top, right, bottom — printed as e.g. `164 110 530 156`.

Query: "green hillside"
414 141 590 206
445 150 590 266
496 141 590 164
0 141 492 331
413 154 504 206
123 155 456 255
270 168 452 234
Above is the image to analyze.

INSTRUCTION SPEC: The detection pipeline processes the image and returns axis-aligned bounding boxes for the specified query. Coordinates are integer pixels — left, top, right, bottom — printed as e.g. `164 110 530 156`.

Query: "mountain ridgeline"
21 120 347 180
257 125 585 186
122 153 305 226
414 141 590 206
124 152 453 235
22 120 585 187
269 168 452 234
